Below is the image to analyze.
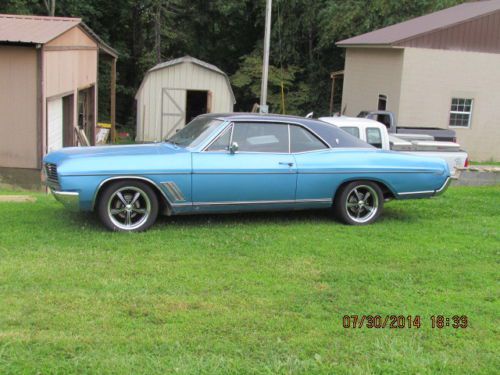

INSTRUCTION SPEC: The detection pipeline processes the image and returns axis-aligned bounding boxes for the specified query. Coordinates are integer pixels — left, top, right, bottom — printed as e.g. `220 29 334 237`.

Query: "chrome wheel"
107 186 151 231
345 185 379 224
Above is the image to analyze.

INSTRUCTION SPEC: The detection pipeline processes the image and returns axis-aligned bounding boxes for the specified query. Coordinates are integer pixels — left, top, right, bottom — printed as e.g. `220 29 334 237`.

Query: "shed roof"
0 13 117 57
138 56 236 104
337 0 500 47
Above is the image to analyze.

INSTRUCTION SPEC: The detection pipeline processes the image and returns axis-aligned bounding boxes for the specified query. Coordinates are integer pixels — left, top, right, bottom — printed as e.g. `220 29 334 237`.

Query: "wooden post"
329 70 344 116
110 57 117 143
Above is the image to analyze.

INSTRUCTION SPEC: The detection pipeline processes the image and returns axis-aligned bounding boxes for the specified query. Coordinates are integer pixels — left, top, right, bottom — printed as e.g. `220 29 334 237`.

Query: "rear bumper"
51 190 80 211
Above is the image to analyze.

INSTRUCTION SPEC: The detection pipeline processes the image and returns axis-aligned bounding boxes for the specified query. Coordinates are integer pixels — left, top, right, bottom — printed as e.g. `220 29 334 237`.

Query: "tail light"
452 137 457 143
464 158 469 168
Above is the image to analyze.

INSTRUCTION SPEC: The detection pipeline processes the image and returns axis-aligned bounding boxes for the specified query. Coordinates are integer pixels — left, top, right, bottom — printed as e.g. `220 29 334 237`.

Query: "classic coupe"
43 114 451 231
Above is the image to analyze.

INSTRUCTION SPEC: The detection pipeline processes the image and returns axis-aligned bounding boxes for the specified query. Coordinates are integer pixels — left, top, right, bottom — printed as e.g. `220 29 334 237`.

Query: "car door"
191 122 297 207
290 124 337 203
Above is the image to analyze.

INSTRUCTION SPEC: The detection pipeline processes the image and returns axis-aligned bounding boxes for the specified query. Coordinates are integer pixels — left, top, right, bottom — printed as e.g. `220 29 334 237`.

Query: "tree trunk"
154 3 162 64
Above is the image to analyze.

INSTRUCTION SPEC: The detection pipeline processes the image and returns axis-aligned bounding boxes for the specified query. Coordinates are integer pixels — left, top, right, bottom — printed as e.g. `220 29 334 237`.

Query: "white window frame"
449 98 473 128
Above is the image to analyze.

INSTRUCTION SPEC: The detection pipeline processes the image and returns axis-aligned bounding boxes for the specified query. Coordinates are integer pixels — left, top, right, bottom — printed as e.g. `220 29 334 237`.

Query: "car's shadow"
155 209 336 227
52 205 416 232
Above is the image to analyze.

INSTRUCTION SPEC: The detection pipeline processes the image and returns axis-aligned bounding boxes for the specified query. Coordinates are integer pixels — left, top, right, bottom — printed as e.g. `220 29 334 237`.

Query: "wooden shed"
0 14 117 188
135 56 235 142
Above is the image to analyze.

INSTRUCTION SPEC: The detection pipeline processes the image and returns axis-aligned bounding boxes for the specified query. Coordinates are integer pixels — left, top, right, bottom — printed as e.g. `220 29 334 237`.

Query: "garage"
47 98 63 153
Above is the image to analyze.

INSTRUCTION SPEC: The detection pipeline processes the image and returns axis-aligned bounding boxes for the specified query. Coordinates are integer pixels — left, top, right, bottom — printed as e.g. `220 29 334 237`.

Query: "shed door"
47 98 63 153
161 88 186 139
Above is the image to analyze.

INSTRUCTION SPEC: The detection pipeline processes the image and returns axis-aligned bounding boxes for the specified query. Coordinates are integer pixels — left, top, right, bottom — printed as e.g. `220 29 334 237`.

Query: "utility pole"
259 0 272 113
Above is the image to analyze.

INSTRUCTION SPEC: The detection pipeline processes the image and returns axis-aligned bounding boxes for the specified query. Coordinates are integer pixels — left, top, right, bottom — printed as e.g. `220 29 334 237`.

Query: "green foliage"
0 0 469 127
231 51 311 114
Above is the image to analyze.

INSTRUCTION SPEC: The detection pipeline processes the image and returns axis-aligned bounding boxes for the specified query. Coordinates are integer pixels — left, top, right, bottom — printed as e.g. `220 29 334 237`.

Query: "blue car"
43 114 451 231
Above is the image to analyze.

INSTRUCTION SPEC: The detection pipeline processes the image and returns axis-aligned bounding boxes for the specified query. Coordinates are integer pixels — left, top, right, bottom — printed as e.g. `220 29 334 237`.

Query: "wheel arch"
92 176 172 212
334 178 396 200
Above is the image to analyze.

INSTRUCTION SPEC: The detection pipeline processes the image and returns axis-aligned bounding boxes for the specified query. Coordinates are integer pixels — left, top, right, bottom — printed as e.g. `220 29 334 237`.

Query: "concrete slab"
0 195 36 203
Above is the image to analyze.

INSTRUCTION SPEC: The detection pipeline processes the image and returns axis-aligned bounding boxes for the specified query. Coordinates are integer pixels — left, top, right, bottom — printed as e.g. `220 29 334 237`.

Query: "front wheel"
334 181 383 225
97 180 159 232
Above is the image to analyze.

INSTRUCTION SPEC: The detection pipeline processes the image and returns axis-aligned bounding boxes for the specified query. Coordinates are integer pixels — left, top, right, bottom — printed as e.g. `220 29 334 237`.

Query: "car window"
290 125 328 153
166 117 223 148
206 125 232 152
232 123 288 153
366 128 383 148
340 126 360 139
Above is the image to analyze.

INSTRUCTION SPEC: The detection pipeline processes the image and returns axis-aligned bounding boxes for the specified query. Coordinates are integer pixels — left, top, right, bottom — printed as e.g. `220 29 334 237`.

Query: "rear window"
340 127 360 139
306 120 373 149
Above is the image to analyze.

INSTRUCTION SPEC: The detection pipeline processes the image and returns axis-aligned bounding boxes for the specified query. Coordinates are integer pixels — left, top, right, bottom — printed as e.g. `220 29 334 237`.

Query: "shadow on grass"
36 203 419 233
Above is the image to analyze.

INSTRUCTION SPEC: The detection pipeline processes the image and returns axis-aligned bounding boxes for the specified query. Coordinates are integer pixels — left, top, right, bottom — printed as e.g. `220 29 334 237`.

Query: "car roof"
198 112 373 150
200 112 311 123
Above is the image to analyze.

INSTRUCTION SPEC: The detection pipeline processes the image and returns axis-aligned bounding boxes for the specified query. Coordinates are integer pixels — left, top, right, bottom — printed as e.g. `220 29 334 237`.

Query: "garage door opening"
186 90 211 124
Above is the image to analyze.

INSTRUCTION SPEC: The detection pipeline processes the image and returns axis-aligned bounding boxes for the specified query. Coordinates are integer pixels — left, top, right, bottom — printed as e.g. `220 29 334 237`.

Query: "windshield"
165 117 223 148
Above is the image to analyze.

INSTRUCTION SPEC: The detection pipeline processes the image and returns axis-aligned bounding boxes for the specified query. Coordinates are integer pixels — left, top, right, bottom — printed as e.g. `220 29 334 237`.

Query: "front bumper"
51 190 80 211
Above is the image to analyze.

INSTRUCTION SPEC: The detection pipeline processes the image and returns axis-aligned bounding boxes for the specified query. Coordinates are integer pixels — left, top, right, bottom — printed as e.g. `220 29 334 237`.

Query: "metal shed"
0 14 117 188
135 56 236 142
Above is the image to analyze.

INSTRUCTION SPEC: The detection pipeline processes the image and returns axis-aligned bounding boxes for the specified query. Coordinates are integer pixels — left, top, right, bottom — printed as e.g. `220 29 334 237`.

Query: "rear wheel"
334 181 383 225
97 181 159 232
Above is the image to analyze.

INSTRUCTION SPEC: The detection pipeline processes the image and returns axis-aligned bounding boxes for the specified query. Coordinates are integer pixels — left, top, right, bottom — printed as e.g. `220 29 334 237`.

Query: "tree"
42 0 55 16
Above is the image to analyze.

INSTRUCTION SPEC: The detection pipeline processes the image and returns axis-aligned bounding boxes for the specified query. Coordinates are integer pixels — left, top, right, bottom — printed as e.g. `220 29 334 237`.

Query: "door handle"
279 162 294 167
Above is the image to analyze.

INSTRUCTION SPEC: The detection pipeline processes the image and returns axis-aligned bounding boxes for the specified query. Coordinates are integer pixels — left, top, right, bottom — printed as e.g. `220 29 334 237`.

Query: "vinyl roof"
337 0 500 47
0 13 117 57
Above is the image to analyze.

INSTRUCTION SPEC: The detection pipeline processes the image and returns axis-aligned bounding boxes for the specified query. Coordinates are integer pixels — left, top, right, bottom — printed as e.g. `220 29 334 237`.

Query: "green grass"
469 161 500 166
0 186 499 374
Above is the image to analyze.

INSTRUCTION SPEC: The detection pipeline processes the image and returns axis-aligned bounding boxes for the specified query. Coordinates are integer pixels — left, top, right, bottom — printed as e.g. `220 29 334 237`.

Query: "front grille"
45 163 59 189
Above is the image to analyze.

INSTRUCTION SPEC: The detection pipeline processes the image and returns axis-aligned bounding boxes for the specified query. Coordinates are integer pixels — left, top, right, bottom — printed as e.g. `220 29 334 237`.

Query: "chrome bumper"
434 176 453 196
51 190 80 211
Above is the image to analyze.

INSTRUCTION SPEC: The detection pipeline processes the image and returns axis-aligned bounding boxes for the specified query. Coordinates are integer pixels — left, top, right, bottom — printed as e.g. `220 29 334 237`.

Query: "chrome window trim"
289 124 329 153
201 119 331 154
203 122 234 152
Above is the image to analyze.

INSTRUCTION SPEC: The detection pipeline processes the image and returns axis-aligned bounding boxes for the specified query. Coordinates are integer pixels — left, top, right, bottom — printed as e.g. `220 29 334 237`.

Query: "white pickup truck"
319 116 468 177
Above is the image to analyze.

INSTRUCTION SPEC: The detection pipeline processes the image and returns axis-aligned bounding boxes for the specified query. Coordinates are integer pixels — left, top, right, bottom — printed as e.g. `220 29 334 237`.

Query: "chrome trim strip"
434 177 451 196
399 177 452 197
192 170 433 175
398 190 434 196
63 172 190 177
192 198 332 206
51 190 80 211
161 181 185 202
91 175 173 210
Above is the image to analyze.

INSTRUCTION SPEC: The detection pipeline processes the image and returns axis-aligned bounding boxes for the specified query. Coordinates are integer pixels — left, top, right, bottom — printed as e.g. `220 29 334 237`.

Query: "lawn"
0 186 498 374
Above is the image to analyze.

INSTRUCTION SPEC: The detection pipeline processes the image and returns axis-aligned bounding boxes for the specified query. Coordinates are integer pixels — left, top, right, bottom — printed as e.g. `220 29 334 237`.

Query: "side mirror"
229 141 239 154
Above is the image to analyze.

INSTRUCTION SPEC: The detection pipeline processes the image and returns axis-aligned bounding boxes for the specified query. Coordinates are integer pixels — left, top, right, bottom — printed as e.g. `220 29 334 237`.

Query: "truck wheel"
334 181 383 225
97 180 159 232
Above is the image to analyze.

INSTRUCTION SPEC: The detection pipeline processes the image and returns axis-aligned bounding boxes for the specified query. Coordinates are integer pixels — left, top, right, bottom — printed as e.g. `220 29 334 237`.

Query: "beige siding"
399 48 500 161
341 48 404 119
42 27 98 153
136 62 234 142
0 46 38 168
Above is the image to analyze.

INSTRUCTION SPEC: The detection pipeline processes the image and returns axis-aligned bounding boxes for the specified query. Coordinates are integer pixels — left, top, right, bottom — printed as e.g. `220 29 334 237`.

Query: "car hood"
43 143 190 176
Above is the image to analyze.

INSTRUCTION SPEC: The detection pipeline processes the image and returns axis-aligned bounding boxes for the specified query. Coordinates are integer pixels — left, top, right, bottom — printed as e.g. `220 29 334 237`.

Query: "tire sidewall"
97 180 159 232
334 180 384 225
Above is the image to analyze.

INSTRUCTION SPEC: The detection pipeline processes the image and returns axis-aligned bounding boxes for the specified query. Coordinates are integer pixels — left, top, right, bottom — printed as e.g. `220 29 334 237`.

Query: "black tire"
333 180 384 225
97 180 159 232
